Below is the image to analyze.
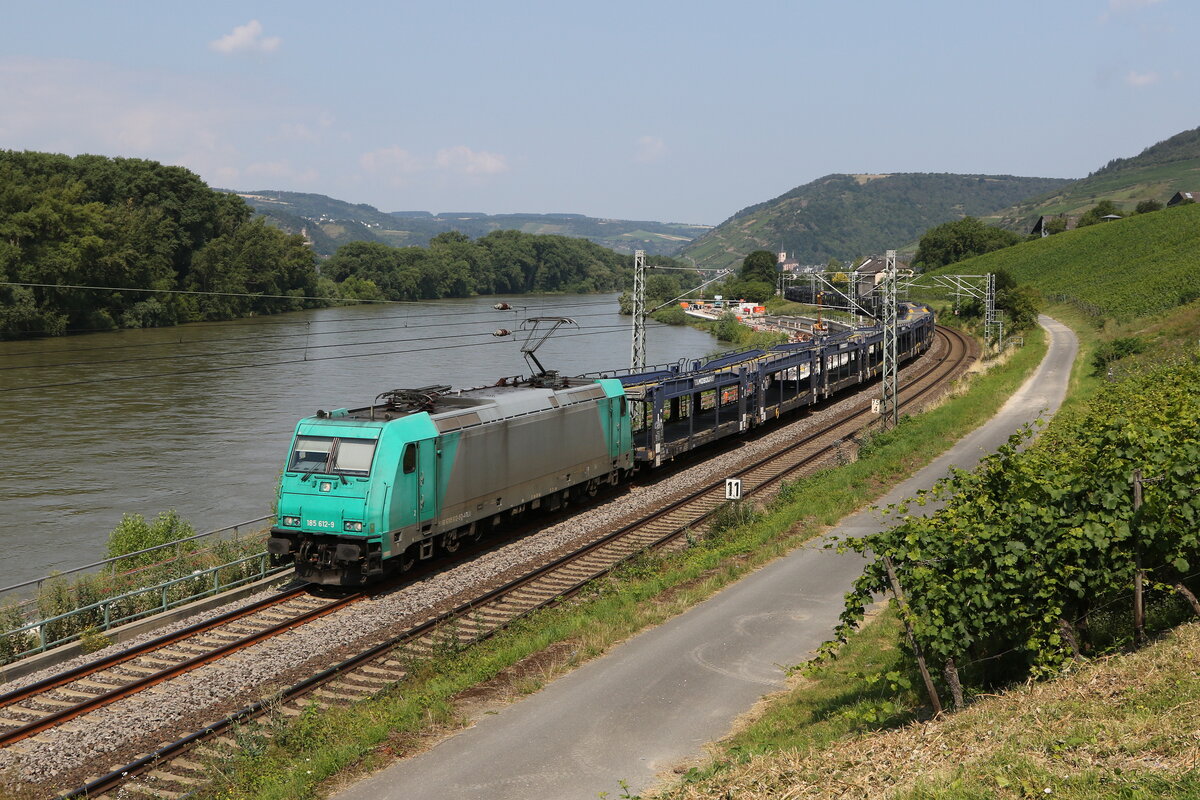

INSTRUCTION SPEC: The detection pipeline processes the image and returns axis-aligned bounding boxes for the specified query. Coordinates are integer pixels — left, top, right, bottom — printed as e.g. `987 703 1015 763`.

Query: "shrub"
652 305 687 325
707 501 761 536
106 509 196 569
1091 336 1148 377
713 312 742 342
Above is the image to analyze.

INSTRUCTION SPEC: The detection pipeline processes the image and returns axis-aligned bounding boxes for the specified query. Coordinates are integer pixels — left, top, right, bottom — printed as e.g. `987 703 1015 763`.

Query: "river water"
0 293 717 587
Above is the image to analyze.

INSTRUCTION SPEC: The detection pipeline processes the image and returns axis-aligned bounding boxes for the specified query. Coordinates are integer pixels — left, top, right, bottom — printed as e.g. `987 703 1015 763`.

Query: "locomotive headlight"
343 520 364 532
282 516 300 527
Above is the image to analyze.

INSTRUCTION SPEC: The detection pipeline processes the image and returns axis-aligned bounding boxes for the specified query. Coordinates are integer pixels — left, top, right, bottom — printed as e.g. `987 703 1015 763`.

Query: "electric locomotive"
268 377 632 584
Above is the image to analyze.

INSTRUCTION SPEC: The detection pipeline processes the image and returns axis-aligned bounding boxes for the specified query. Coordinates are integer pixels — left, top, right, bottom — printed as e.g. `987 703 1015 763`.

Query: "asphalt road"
336 316 1078 800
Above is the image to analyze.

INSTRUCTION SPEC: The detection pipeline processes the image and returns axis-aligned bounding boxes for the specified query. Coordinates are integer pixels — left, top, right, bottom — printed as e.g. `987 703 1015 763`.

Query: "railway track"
0 588 363 750
16 325 973 799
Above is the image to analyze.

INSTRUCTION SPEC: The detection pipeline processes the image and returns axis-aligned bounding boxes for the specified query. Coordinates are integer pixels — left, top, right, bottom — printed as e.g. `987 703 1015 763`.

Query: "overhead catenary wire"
0 281 625 311
0 309 632 370
0 280 628 339
0 323 646 394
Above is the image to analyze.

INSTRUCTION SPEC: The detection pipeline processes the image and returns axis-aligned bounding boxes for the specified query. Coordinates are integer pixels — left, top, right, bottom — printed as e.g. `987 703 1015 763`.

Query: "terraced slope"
935 202 1200 321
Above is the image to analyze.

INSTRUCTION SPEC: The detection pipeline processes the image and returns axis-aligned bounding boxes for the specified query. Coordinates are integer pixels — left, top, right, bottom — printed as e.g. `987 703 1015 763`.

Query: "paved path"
336 316 1078 800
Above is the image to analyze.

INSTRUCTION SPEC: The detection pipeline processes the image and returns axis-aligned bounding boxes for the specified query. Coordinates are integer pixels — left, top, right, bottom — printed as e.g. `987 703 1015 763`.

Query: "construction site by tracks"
4 324 975 799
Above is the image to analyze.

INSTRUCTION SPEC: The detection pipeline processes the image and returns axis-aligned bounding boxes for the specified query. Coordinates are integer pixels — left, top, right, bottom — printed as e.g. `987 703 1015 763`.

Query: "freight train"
267 304 936 585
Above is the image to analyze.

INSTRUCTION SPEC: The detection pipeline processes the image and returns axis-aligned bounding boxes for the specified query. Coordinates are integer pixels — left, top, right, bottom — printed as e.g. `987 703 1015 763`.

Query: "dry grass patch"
654 622 1200 799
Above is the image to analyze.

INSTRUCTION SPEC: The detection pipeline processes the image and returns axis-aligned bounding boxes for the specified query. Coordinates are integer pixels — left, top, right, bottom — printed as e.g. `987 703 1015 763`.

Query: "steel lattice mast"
984 272 997 345
631 249 646 371
880 250 899 429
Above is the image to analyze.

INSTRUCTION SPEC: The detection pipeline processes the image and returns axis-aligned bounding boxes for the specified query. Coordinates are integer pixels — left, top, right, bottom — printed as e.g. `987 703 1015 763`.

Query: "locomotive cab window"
290 437 332 471
402 443 417 474
334 438 376 475
290 436 377 476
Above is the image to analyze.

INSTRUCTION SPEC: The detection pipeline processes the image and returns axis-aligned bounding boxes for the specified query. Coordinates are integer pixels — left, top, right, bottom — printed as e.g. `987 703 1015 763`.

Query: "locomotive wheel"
399 547 416 572
443 529 461 554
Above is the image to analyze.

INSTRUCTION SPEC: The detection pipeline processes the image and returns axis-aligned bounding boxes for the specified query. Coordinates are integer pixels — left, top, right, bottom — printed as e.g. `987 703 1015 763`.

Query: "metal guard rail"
2 551 289 662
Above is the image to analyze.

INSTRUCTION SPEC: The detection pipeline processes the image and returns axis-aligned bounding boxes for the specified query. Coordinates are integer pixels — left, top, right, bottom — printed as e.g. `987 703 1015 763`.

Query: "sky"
0 0 1195 226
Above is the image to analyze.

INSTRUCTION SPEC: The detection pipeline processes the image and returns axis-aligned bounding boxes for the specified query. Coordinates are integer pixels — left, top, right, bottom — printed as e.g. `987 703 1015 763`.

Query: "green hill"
229 190 710 257
934 202 1200 321
989 126 1200 232
680 173 1071 271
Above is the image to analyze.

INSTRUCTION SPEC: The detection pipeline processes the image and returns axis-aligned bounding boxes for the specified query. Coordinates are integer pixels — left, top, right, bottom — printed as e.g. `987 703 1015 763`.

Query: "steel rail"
0 585 308 711
0 590 363 747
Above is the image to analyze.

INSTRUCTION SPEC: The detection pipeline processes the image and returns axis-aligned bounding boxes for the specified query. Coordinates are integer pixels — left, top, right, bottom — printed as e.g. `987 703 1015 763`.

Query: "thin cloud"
245 160 318 183
1099 0 1163 22
360 146 422 175
635 135 666 164
0 56 323 190
1125 69 1161 87
360 145 509 187
210 20 281 54
434 145 509 175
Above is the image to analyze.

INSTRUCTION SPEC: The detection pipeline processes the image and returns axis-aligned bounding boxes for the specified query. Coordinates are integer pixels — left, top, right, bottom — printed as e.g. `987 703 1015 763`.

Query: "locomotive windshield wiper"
300 441 334 483
328 438 348 484
299 463 325 482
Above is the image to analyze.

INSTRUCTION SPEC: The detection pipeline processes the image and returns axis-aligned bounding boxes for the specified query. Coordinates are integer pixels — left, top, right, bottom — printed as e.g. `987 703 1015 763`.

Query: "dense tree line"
0 152 635 339
319 230 628 301
0 151 319 338
913 217 1021 270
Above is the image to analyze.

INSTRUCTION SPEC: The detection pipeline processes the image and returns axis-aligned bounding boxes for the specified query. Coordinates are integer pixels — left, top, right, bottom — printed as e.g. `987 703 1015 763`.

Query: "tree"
740 250 778 285
913 217 1021 269
0 150 317 338
721 278 773 304
1077 200 1124 228
1043 217 1068 236
646 273 682 305
1135 199 1163 214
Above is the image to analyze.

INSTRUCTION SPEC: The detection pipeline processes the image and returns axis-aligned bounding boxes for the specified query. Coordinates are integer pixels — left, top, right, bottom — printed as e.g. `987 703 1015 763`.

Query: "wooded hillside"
0 152 637 339
681 172 1071 270
0 151 319 338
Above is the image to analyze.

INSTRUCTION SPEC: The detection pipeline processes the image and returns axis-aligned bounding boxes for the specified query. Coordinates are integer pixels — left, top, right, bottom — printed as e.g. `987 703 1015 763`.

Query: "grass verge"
192 324 1048 800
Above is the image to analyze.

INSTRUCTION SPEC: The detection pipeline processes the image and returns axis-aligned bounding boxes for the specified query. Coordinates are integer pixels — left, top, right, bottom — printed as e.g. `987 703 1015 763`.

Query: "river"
0 293 717 587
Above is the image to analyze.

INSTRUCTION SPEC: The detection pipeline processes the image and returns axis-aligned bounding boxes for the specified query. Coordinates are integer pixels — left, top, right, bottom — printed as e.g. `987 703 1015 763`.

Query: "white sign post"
871 398 881 414
725 478 743 500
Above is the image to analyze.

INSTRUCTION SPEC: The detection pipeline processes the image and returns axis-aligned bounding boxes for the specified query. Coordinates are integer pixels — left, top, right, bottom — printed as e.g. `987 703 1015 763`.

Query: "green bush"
0 601 35 665
652 304 688 325
1091 336 1148 377
713 312 742 341
106 509 196 568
